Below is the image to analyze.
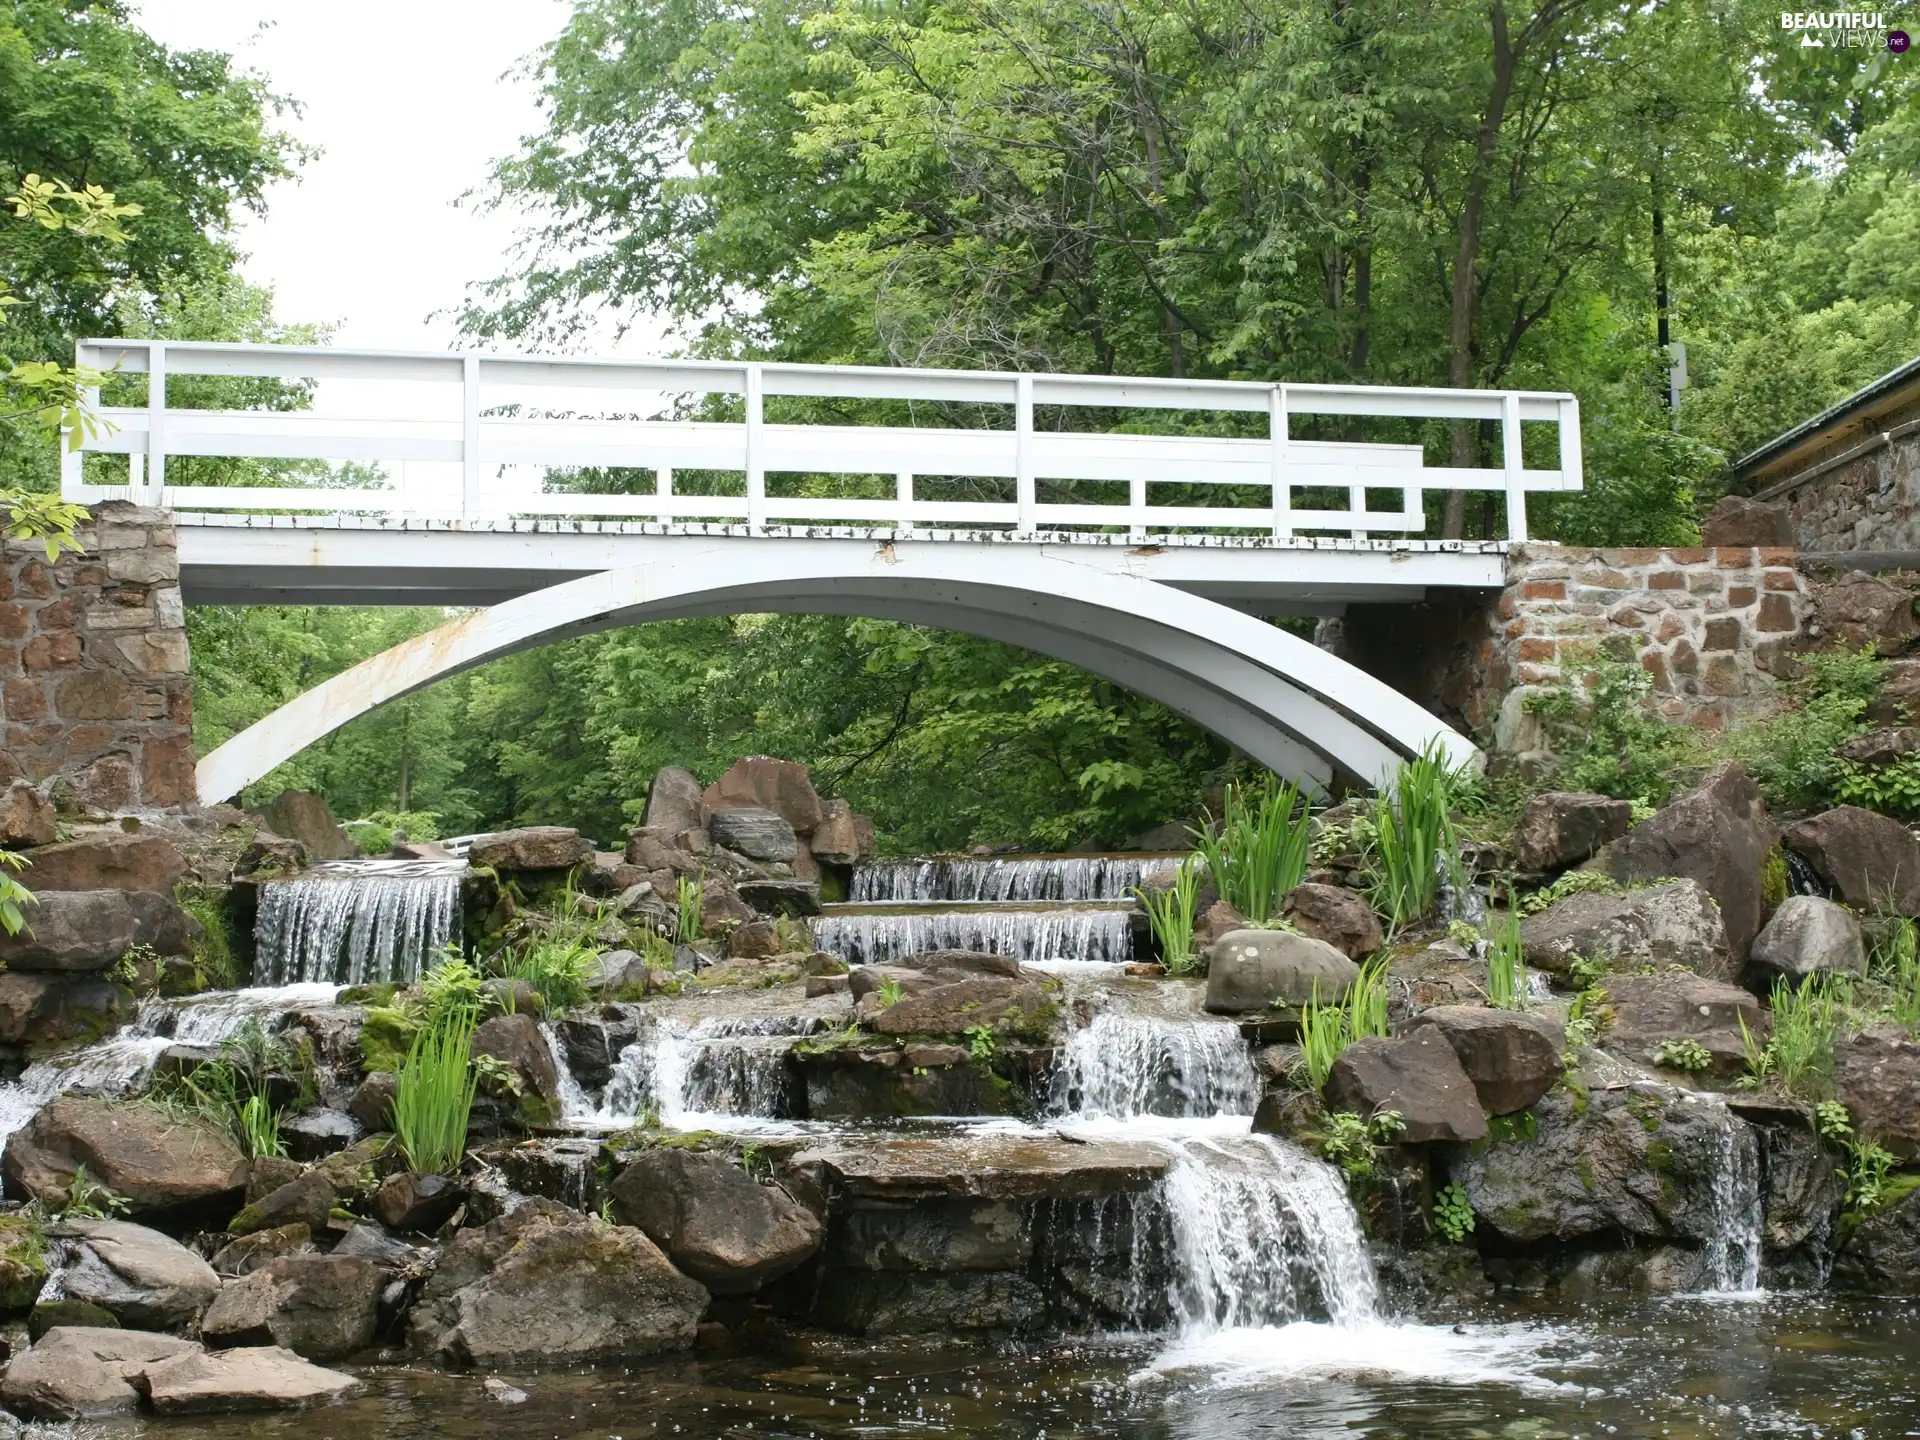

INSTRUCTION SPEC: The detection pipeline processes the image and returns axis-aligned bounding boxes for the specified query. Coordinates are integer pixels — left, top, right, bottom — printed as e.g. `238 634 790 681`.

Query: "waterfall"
1050 1011 1259 1120
592 1016 823 1123
1700 1104 1764 1294
254 858 462 986
851 854 1180 903
813 906 1131 965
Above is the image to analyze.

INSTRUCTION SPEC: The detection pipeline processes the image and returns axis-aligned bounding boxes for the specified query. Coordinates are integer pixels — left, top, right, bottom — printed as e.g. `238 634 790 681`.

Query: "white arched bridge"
59 341 1583 804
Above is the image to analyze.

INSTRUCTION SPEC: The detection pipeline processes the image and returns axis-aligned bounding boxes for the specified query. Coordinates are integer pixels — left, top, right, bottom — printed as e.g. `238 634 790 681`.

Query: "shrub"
1727 647 1884 815
1522 656 1697 805
1135 858 1201 974
1365 741 1463 928
497 936 596 1012
1192 779 1313 922
1433 1182 1476 1243
394 1009 480 1175
420 952 485 1021
1653 1038 1713 1073
1318 1107 1404 1181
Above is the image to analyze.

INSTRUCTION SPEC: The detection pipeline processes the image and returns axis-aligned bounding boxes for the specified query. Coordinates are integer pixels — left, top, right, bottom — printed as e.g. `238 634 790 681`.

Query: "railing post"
60 342 96 502
462 353 482 523
1269 384 1291 539
1558 395 1583 494
745 364 765 531
896 471 914 534
1502 390 1527 542
1015 373 1035 534
656 466 674 527
145 341 167 506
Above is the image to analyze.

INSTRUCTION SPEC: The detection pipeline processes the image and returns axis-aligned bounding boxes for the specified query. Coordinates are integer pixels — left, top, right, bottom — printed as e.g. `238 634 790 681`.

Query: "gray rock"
586 948 651 992
1511 791 1633 872
279 1108 363 1162
1750 895 1866 981
329 1222 424 1270
210 1225 312 1278
707 807 798 863
736 878 821 916
1401 1006 1563 1115
1701 494 1794 547
0 780 55 847
1602 972 1768 1077
467 826 593 873
370 1171 465 1233
228 1169 336 1236
610 1149 823 1294
471 1010 561 1121
4 1098 248 1217
408 1199 707 1365
826 1201 1026 1272
1324 1030 1489 1143
1837 1028 1920 1159
1599 761 1778 961
643 764 705 835
1278 884 1383 960
0 1326 197 1419
1519 879 1731 980
135 1344 362 1413
702 756 825 834
348 1072 395 1133
0 889 138 972
0 972 133 1049
1783 805 1920 914
50 1219 220 1331
813 1269 1045 1335
1204 929 1358 1013
200 1255 384 1361
7 833 186 893
1836 1180 1920 1292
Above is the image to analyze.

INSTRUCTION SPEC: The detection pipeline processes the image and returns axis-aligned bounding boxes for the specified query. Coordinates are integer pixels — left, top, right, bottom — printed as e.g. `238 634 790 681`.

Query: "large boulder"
200 1255 383 1361
707 807 798 864
1323 1030 1489 1143
1783 806 1920 914
642 765 705 835
701 756 825 835
1602 972 1768 1078
1749 895 1866 981
1204 929 1358 1014
466 826 592 874
1401 1006 1563 1115
810 799 874 865
1511 791 1634 873
471 1011 561 1124
408 1199 707 1365
249 791 354 863
610 1149 823 1294
135 1344 362 1414
1519 879 1731 980
0 972 134 1048
1278 884 1383 960
0 1326 197 1419
0 780 55 847
12 833 186 893
1836 1184 1920 1292
1836 1029 1920 1160
1454 1082 1747 1245
1598 761 1777 962
3 1098 247 1217
0 889 137 971
48 1219 220 1332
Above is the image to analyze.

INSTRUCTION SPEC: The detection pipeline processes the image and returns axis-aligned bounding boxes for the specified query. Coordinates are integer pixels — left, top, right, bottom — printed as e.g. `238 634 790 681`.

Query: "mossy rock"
28 1298 117 1340
0 1216 46 1314
359 1005 422 1074
340 982 403 1007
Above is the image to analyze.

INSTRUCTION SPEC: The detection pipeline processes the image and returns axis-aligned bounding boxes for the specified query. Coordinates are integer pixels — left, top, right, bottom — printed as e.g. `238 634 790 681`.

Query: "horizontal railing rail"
60 340 1581 541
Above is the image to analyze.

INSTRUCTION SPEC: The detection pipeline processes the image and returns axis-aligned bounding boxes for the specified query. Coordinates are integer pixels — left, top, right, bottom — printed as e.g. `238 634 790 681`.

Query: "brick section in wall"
0 502 194 810
1482 544 1806 752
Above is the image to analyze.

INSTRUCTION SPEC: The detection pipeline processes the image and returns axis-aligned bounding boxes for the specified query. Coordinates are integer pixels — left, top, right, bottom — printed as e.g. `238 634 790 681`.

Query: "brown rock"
1602 973 1767 1077
1279 884 1383 960
466 826 592 873
0 780 55 847
1324 1030 1489 1143
135 1344 363 1414
0 889 138 971
210 1225 313 1278
610 1149 823 1294
1511 791 1633 873
810 798 875 864
1519 879 1731 980
0 1326 198 1419
249 791 354 863
1837 728 1920 767
1817 576 1917 655
472 1010 561 1121
700 756 825 834
370 1171 465 1233
1783 806 1920 914
1701 496 1794 548
200 1254 384 1360
1191 898 1247 949
1837 1029 1920 1160
1401 1006 1563 1115
642 764 704 835
14 833 185 893
864 975 1052 1036
229 1170 337 1237
3 1097 247 1216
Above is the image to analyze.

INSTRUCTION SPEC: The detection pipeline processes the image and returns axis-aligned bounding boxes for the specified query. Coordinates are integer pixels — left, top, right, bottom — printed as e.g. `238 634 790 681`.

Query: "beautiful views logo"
1780 11 1908 47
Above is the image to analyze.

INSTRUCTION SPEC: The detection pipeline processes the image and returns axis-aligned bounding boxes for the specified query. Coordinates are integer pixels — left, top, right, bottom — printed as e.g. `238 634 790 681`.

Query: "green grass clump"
497 935 596 1012
1192 779 1313 923
1483 896 1528 1010
1297 956 1390 1091
1741 976 1843 1097
393 1009 480 1175
676 873 705 943
174 883 242 988
1365 741 1463 929
1135 858 1201 974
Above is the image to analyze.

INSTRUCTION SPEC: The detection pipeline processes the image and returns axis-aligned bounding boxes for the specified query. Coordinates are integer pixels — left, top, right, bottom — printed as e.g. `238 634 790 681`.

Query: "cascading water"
814 906 1131 965
1050 1010 1259 1120
253 858 462 986
1700 1102 1764 1294
851 854 1180 903
590 1016 825 1124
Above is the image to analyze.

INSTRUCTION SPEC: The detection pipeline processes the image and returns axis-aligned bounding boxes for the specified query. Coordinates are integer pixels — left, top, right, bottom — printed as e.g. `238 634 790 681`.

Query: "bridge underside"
174 516 1508 613
192 541 1489 806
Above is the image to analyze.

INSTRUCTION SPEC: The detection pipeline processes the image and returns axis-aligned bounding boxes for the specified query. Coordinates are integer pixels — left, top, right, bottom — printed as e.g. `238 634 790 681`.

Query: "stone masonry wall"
1772 420 1920 554
0 503 194 810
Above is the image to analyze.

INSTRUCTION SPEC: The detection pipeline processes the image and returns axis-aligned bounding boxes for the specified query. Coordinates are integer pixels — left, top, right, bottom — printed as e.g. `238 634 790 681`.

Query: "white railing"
61 340 1581 542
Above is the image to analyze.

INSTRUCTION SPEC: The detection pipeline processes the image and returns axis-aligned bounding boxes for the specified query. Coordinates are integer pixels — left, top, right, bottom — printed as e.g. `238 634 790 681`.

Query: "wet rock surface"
610 1149 823 1294
49 1219 220 1331
135 1344 362 1414
1602 972 1768 1077
0 1326 198 1419
785 1133 1170 1203
1783 805 1920 913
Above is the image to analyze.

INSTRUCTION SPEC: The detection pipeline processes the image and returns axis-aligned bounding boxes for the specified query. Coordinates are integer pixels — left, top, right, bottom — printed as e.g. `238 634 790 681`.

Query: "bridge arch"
195 545 1477 805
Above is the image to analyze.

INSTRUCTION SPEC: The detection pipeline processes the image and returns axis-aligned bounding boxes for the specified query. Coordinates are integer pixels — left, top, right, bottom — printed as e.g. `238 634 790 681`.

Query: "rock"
643 765 705 835
0 1326 197 1419
784 1132 1168 1203
0 781 55 847
1817 574 1918 655
48 1219 220 1331
700 877 757 931
210 1225 312 1278
736 878 821 916
729 920 781 959
1754 1120 1843 1270
1599 761 1778 962
1191 899 1246 949
466 826 592 874
408 1199 708 1365
610 1149 823 1294
0 972 133 1049
246 1155 304 1203
250 791 354 863
1783 806 1920 914
707 807 798 863
28 1298 118 1340
810 799 874 864
888 948 1026 979
482 976 543 1017
200 1255 384 1360
1519 879 1731 980
236 833 306 878
827 1201 1026 1272
1278 884 1383 960
330 1222 423 1270
1401 1006 1563 1115
1203 929 1358 1014
1701 495 1794 547
135 1344 363 1414
279 1108 362 1162
1511 791 1634 873
585 948 650 993
813 1269 1045 1335
0 889 137 971
1836 1183 1920 1291
1324 1030 1489 1143
228 1170 337 1237
1836 1029 1920 1159
16 833 186 893
3 1098 247 1216
391 838 453 862
1838 727 1920 766
864 975 1052 1036
125 892 201 958
370 1171 465 1233
348 1072 396 1133
1749 895 1866 980
807 974 850 997
701 756 825 834
486 1375 530 1404
1455 1081 1747 1244
1603 973 1769 1077
472 1011 561 1124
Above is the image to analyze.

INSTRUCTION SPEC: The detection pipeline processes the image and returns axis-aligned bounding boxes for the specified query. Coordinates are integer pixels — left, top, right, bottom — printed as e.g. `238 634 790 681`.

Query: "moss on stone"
359 1005 422 1074
0 1217 46 1314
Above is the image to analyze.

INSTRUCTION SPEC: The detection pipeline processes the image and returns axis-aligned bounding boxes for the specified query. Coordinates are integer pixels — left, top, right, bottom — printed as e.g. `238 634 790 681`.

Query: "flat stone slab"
787 1131 1170 1202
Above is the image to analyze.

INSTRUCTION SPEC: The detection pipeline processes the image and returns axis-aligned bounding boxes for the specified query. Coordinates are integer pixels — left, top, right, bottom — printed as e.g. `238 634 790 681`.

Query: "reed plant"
1134 858 1201 975
1366 740 1464 929
1742 975 1844 1097
676 873 705 943
1870 910 1920 1029
1484 893 1528 1010
394 1008 481 1175
1297 957 1391 1091
1191 779 1313 922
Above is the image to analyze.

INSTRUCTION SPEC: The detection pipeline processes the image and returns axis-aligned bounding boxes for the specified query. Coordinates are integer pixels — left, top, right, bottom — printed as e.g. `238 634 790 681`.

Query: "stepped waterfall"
253 858 463 986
